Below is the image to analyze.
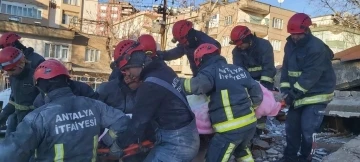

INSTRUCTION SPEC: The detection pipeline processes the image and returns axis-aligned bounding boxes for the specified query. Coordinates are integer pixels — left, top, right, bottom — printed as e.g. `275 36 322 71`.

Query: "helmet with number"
172 20 193 44
194 43 220 67
137 34 157 57
34 59 70 82
287 13 312 34
0 32 21 48
0 47 24 71
230 25 252 46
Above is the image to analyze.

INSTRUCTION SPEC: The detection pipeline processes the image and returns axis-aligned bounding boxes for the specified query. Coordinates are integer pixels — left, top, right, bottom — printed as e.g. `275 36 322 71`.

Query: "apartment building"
311 15 360 53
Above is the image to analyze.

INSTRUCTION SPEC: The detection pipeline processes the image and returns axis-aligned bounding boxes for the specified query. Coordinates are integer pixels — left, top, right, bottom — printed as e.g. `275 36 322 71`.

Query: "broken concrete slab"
252 139 270 150
323 135 360 162
325 97 360 117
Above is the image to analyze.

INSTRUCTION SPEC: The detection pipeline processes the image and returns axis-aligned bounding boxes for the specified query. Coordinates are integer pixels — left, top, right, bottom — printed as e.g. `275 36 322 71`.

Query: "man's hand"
283 90 296 106
109 142 124 158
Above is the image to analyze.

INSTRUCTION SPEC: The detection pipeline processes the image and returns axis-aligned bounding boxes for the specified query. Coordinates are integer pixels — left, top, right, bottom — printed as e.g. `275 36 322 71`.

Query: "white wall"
82 0 98 34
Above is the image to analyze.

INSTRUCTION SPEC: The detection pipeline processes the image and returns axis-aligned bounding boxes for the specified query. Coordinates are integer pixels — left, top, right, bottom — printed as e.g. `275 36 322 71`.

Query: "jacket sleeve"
157 44 185 61
232 48 244 67
182 71 214 95
260 42 276 84
280 45 290 93
33 94 45 108
96 100 130 132
0 112 43 162
292 47 327 98
78 82 98 99
245 77 263 107
116 83 162 148
0 95 15 125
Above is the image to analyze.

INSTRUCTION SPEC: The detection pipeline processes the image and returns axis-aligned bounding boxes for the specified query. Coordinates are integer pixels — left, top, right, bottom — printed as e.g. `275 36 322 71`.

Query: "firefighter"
157 19 221 76
277 13 336 162
181 43 263 162
230 25 276 90
108 35 200 161
0 47 41 136
0 59 130 162
0 32 45 132
33 59 98 108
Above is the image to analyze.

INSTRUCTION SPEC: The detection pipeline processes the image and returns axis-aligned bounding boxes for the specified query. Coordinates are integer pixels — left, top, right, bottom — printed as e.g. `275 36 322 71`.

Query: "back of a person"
34 95 103 162
144 60 193 130
23 48 45 69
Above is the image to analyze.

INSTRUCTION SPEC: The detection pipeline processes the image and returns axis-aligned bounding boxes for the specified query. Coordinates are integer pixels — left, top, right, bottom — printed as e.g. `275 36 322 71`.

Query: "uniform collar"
44 87 73 104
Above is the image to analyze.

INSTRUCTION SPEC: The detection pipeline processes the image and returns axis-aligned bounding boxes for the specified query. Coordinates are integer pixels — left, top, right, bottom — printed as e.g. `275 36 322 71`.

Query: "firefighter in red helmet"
181 43 263 162
157 19 221 76
277 13 335 162
108 34 199 161
0 32 45 132
0 59 130 162
230 25 276 90
0 47 40 136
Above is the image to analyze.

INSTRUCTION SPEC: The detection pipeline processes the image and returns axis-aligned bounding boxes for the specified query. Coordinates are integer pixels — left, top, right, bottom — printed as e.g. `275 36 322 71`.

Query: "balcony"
239 1 270 15
0 21 75 40
238 15 269 37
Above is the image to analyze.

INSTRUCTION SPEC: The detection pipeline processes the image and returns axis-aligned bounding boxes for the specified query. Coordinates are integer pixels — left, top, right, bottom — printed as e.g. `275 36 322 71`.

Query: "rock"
266 148 279 154
253 139 270 150
252 150 267 158
278 154 283 158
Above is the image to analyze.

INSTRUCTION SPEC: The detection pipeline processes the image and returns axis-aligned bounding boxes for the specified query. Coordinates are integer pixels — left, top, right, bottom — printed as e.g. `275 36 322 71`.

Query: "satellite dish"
278 0 284 3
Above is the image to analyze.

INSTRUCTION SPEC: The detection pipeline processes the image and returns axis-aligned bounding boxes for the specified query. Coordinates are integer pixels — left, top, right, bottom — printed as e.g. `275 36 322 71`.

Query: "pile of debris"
251 116 336 162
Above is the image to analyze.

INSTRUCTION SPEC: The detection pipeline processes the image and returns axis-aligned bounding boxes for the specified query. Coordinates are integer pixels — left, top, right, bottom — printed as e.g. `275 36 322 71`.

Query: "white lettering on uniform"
54 109 97 135
218 67 248 81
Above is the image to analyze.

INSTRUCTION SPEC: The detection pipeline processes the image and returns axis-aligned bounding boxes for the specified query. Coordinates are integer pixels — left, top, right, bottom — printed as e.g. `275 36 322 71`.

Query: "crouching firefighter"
277 13 335 162
181 43 263 162
109 35 200 161
157 20 221 76
0 59 130 162
0 47 40 136
230 26 276 90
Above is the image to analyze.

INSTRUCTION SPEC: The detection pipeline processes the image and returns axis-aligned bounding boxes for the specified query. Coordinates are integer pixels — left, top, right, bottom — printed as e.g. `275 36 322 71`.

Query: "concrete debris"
252 139 270 150
266 148 279 154
252 150 267 159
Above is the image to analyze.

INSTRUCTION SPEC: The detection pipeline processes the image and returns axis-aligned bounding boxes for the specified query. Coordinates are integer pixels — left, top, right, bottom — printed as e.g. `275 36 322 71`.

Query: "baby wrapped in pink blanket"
187 83 282 134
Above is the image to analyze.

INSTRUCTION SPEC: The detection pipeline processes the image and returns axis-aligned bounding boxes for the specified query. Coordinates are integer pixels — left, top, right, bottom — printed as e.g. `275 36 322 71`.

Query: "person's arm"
116 83 162 148
290 48 327 99
182 71 214 95
280 44 290 94
260 42 276 89
0 112 43 162
232 48 244 67
245 78 263 108
75 81 98 99
157 44 185 61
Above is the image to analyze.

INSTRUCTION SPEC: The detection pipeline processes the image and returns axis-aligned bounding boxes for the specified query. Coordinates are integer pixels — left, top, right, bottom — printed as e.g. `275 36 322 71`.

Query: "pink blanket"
188 83 282 134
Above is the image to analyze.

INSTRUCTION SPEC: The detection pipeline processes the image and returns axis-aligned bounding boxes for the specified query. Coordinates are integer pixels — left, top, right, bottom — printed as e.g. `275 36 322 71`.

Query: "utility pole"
161 0 167 50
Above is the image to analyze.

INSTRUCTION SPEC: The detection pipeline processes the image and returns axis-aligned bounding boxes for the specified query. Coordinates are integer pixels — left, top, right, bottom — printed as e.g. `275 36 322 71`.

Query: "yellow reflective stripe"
221 143 236 162
54 144 64 162
108 130 117 139
294 82 307 93
248 66 262 72
260 76 274 83
34 149 37 158
9 100 35 110
280 82 290 88
92 135 98 162
184 79 191 93
213 111 257 133
221 90 234 120
288 71 302 77
239 148 255 162
294 93 334 107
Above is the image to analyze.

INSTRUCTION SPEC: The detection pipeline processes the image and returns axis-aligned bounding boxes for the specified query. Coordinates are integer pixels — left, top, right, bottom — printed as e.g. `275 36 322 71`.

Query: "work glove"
109 142 124 159
260 81 274 91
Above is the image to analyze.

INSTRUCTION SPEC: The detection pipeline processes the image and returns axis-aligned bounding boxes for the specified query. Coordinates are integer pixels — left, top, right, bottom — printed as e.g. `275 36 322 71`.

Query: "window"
44 43 69 59
85 49 100 62
100 13 106 17
1 2 42 19
62 12 78 24
272 18 283 29
270 40 281 51
63 0 79 6
111 14 117 18
111 7 118 11
100 6 107 10
225 16 232 26
222 36 230 47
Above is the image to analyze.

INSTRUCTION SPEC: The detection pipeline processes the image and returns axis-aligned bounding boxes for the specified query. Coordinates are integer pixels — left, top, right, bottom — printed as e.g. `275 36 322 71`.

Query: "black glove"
109 142 124 158
284 90 296 106
260 81 274 91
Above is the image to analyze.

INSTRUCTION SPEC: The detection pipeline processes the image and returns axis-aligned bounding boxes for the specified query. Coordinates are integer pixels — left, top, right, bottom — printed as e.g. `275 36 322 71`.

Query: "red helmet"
137 34 157 57
0 47 24 71
287 13 312 34
114 40 137 68
230 25 252 46
34 59 70 82
0 32 21 48
172 20 193 44
194 43 219 67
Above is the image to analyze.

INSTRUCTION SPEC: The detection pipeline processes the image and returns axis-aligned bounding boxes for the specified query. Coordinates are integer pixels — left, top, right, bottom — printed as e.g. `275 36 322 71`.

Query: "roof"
333 45 360 62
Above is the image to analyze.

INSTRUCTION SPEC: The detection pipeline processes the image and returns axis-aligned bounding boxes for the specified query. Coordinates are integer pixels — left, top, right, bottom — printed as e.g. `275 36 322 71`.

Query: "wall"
82 0 98 34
